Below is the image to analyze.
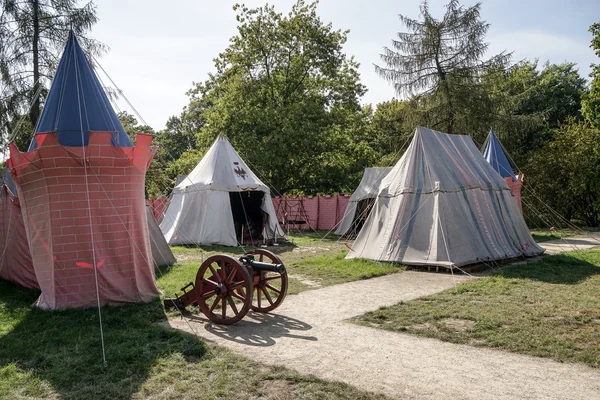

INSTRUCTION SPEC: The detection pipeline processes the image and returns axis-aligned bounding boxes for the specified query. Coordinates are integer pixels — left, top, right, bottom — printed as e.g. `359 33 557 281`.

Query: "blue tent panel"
482 130 516 180
28 31 131 150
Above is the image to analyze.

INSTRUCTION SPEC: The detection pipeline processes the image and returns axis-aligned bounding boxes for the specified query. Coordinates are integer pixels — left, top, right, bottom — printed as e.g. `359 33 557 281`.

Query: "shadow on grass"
501 252 600 284
0 280 205 399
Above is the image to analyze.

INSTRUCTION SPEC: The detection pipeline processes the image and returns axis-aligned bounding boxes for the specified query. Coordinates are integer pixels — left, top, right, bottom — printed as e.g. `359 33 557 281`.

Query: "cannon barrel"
249 260 286 274
240 256 286 274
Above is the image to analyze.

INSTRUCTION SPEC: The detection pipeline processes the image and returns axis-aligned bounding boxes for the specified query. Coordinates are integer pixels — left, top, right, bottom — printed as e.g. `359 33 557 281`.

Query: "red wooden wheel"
195 255 252 325
244 249 288 313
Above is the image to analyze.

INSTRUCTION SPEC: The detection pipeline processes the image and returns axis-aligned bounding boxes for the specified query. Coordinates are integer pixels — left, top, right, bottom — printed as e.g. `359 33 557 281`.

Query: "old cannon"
164 249 288 324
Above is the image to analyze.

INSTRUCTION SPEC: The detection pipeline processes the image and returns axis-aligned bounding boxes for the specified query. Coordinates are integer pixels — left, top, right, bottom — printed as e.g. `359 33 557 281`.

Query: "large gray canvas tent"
160 136 284 246
335 167 392 236
348 127 544 267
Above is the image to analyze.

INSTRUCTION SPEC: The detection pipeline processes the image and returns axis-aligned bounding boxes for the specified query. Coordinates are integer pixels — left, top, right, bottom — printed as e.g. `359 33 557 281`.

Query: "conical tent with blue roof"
6 32 161 309
28 32 132 150
482 130 524 212
482 130 516 180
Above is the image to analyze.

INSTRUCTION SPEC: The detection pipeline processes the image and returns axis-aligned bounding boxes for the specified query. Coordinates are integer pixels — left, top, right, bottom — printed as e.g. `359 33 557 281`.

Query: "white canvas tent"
160 136 284 246
348 127 544 267
335 167 392 236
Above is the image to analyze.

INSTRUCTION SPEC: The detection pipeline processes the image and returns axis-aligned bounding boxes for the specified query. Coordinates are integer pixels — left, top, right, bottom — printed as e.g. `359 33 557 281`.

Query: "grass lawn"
355 249 600 368
166 231 402 295
0 279 388 400
0 231 399 400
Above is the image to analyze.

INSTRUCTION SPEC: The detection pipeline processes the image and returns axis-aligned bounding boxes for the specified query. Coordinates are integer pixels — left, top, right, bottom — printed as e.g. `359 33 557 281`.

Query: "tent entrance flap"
229 191 266 240
349 198 375 237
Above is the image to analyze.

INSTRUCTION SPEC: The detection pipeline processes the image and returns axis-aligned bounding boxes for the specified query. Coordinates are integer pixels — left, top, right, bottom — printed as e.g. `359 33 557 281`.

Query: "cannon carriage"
164 249 288 324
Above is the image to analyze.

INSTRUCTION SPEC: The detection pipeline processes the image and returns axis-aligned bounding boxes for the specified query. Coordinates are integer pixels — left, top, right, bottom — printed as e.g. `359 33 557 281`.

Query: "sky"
90 0 600 131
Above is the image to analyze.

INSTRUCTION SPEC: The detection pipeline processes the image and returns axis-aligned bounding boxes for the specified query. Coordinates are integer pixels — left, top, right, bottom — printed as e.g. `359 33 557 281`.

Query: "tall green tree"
376 0 511 134
582 22 600 128
183 1 367 193
527 119 600 226
479 60 586 164
0 0 105 145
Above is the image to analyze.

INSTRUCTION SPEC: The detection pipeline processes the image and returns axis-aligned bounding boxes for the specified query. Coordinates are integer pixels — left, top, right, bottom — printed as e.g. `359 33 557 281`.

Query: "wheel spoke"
232 291 246 302
261 287 274 305
229 280 247 291
227 296 239 315
203 278 218 287
265 275 282 282
201 290 216 299
265 283 281 294
259 253 263 262
257 286 261 308
221 262 227 281
221 296 227 319
226 266 237 284
209 296 220 313
208 264 221 283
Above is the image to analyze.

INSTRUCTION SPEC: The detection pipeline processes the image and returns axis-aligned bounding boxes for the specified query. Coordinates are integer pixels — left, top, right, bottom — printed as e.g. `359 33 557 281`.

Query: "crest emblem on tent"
233 162 248 180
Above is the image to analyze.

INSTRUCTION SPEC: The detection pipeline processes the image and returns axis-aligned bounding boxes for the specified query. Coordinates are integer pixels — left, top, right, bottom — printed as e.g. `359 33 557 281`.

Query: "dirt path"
540 232 600 255
165 236 600 399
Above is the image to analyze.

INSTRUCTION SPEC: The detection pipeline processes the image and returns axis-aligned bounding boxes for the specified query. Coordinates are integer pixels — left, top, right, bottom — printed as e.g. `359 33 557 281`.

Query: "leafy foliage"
178 1 371 194
0 0 105 145
527 119 600 226
583 23 600 128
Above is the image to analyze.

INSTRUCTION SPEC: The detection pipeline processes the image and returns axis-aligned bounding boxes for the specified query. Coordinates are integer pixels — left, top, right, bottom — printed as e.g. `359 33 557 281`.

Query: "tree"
117 112 170 198
376 0 511 134
477 60 587 165
368 99 414 165
183 1 368 193
0 0 105 144
582 22 600 128
527 119 600 226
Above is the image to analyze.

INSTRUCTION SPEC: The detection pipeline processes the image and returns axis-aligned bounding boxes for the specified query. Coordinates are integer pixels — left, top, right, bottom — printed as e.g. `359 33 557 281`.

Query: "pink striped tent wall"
272 194 350 231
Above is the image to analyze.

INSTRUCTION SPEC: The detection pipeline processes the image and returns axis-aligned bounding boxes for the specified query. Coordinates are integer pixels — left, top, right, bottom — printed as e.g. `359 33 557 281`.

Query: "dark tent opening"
229 191 266 241
349 198 375 236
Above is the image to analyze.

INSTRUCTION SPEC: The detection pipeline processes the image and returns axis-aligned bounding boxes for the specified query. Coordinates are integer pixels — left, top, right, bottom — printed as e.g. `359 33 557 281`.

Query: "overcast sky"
90 0 600 131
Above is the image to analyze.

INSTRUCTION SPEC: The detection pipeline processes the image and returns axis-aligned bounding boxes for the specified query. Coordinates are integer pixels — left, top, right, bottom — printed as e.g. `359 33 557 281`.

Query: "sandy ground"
164 235 600 399
540 232 600 255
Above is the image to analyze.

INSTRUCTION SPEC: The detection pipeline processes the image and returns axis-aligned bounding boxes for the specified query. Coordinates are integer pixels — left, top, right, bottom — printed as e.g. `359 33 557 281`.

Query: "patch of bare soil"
290 246 332 253
442 318 475 332
410 322 437 331
287 274 322 288
255 379 295 400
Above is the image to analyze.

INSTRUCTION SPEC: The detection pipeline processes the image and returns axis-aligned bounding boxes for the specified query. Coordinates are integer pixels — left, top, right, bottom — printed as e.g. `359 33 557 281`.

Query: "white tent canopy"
160 136 284 246
348 127 544 267
335 167 392 236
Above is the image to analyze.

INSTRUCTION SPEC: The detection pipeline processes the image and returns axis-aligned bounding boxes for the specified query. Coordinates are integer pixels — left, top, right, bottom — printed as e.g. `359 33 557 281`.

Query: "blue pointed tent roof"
482 130 516 180
28 31 132 150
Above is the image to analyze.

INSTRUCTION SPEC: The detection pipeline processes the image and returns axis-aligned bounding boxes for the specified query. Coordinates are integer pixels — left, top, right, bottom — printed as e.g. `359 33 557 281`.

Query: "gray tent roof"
335 167 392 236
146 206 176 267
348 126 544 267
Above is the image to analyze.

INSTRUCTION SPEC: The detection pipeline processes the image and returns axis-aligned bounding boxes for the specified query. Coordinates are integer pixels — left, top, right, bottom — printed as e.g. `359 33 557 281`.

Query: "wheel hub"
215 283 228 296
